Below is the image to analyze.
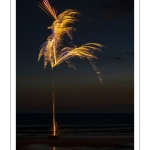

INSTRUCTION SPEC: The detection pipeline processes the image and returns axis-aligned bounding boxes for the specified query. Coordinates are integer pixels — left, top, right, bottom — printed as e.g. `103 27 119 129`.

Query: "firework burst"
38 0 104 137
38 0 104 81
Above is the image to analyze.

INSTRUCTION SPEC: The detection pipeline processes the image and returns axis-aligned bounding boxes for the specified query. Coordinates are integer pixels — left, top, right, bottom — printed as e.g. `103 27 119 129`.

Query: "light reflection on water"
17 113 134 139
24 144 134 150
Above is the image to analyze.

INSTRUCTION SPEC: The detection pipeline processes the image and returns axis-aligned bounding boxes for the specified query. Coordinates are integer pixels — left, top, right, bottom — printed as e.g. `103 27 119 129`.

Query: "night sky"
16 0 134 113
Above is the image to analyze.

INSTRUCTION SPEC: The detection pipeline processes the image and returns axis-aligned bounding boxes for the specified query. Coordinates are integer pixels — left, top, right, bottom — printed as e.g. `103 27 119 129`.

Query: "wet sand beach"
16 137 134 150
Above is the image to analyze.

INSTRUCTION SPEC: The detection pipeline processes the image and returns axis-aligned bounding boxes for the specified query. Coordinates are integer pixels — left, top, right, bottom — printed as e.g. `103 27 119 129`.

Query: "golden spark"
38 0 104 82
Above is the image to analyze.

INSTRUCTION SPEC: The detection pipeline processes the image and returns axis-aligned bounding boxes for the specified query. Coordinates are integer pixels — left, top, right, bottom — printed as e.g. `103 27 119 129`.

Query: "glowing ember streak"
38 0 104 137
39 0 57 20
52 90 56 136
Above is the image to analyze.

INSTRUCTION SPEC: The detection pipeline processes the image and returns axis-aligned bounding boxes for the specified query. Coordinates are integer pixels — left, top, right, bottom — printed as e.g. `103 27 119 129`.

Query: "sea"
16 113 134 150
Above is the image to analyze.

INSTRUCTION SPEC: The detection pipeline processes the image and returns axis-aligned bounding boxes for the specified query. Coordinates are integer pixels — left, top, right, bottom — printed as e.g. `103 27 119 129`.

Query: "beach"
16 137 134 150
16 113 134 149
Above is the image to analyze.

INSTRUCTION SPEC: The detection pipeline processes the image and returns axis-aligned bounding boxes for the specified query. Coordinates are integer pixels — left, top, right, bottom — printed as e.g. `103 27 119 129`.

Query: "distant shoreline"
16 137 134 150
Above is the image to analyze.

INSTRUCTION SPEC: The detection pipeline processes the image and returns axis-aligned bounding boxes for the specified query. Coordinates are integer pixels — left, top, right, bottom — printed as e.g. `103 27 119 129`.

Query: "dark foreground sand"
16 137 134 149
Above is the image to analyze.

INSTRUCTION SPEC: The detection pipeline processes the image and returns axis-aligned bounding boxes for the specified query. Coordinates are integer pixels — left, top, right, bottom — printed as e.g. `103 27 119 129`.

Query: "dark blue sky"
16 0 134 113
